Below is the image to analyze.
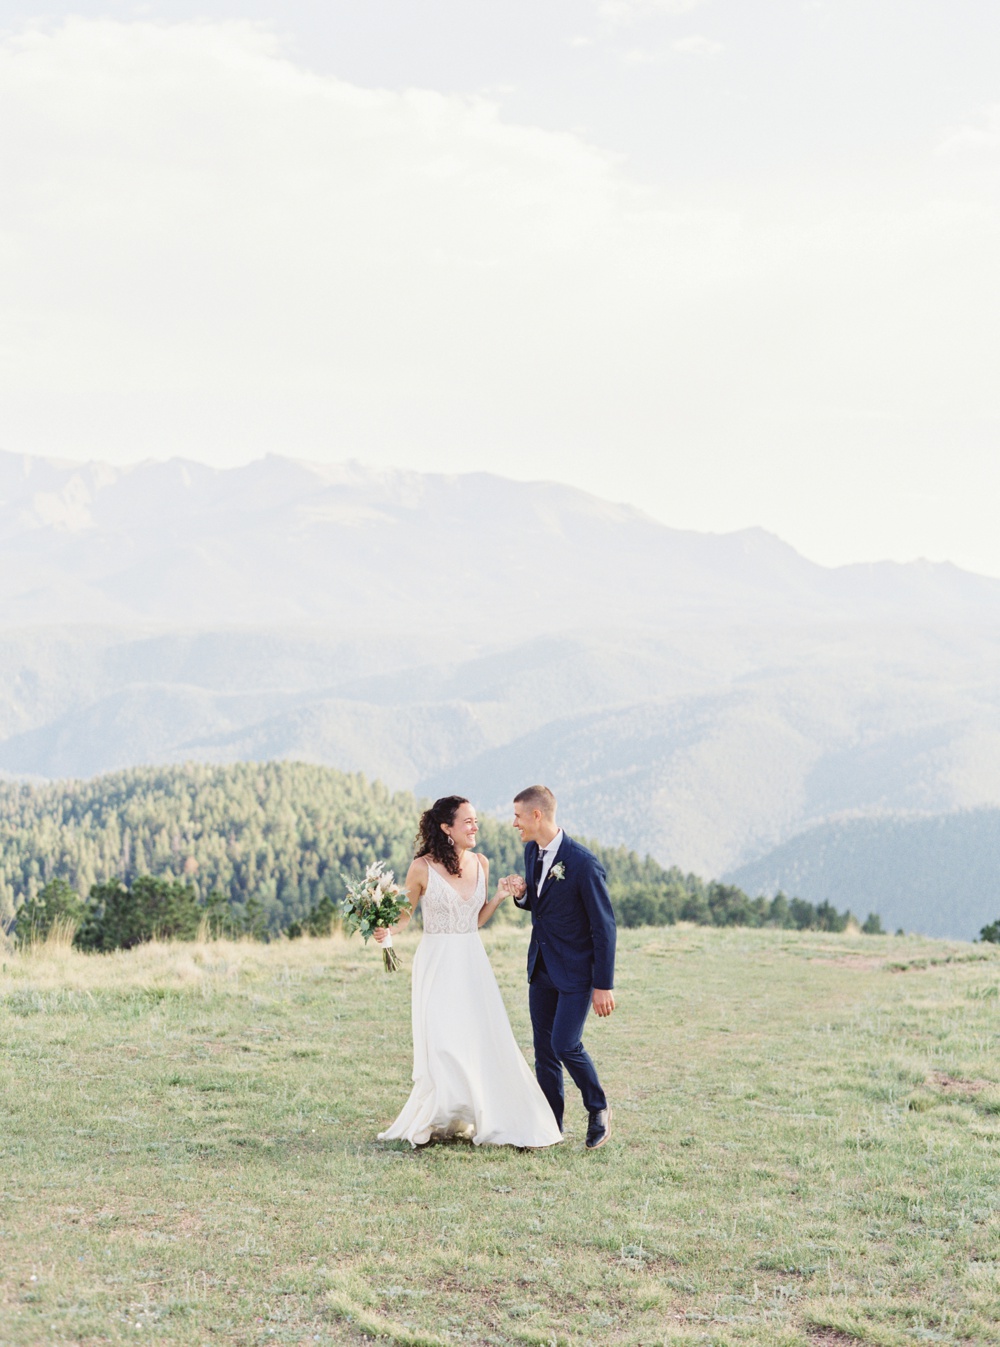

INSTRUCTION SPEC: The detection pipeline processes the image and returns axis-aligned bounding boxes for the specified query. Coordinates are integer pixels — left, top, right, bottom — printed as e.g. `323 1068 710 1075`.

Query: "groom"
509 785 616 1149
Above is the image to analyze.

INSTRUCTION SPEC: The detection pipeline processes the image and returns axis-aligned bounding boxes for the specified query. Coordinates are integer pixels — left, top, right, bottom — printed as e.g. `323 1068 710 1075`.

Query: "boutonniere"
550 862 566 882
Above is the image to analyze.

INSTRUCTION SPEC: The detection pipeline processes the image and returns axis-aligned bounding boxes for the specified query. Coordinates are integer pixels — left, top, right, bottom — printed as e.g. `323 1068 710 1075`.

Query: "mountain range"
3 448 1000 937
6 449 1000 632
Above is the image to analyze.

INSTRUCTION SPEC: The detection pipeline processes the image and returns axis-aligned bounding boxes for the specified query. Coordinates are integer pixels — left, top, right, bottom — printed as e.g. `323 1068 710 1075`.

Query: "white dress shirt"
536 829 564 892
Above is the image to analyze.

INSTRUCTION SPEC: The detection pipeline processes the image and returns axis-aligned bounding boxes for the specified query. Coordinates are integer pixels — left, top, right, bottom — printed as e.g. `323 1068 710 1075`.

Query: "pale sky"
1 2 999 573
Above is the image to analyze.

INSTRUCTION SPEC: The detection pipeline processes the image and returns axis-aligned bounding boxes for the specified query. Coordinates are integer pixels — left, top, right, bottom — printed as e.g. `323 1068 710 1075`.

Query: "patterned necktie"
535 849 545 889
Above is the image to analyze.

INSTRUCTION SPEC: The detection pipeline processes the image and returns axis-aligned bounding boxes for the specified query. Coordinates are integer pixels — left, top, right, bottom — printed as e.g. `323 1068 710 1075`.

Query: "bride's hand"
374 926 390 944
494 878 510 903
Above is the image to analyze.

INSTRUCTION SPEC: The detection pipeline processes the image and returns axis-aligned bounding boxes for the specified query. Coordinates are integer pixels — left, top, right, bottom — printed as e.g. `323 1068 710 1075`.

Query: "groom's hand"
504 875 527 900
592 989 615 1017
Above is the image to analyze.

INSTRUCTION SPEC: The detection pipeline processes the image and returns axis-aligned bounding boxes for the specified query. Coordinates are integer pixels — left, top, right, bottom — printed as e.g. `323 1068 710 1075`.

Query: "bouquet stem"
381 930 400 973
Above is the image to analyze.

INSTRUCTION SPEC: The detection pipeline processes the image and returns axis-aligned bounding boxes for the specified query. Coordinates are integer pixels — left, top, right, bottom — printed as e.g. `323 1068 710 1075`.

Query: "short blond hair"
513 784 557 819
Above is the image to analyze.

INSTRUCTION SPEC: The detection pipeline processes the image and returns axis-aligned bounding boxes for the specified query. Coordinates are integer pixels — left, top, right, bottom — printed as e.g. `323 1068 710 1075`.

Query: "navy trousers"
528 958 607 1130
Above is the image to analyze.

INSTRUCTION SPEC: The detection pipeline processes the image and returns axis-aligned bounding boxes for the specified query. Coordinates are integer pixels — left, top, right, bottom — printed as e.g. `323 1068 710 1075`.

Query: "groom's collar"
539 828 564 857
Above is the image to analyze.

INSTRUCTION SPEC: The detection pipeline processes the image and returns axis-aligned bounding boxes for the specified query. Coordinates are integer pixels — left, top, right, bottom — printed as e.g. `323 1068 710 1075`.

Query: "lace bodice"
421 861 485 935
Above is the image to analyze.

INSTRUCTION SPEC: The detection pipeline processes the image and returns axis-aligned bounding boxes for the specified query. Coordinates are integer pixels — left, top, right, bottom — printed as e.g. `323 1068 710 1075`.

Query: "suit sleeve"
580 855 617 989
514 843 534 911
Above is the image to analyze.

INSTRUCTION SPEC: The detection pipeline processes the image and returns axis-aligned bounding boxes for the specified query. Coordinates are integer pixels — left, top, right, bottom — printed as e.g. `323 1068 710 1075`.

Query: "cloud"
621 47 664 65
937 104 1000 155
0 15 998 576
0 19 646 397
621 31 722 62
596 0 705 26
671 33 723 56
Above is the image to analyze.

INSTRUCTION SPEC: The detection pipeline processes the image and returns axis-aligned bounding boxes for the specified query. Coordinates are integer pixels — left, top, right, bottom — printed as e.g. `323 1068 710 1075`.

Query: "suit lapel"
527 841 541 904
537 834 569 899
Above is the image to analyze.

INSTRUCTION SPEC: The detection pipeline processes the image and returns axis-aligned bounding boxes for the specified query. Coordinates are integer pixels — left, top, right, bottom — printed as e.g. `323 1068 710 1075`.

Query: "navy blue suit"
516 834 617 1129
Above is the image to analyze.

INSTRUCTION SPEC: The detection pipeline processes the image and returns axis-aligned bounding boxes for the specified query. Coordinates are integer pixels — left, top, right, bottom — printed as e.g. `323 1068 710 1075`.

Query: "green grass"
1 924 999 1345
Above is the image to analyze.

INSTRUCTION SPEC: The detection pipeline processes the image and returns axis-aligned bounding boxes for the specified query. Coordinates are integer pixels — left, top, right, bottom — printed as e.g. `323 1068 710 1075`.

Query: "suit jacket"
515 833 617 993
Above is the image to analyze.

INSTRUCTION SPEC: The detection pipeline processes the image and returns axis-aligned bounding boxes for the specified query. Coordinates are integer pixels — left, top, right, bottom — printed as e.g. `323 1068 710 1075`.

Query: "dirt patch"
809 956 886 971
927 1071 993 1094
806 1328 865 1345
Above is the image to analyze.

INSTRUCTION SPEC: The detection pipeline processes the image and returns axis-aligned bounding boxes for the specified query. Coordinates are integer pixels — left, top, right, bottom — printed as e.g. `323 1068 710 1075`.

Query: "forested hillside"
0 762 866 938
0 763 434 931
0 763 688 933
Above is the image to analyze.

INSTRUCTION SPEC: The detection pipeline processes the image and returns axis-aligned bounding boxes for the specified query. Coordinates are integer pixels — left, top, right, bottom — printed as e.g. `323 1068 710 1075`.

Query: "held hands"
592 988 616 1018
502 874 527 901
494 875 519 904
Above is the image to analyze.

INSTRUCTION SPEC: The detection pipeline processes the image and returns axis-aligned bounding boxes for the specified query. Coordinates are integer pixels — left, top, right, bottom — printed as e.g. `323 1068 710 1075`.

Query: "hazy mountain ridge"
5 449 1000 631
4 451 1000 932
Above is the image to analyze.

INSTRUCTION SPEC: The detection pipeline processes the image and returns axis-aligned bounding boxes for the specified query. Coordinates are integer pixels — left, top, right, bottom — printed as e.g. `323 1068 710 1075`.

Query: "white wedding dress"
378 859 563 1149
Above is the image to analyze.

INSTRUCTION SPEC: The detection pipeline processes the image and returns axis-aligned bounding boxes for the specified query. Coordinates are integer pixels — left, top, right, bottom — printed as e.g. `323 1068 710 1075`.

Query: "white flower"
551 861 566 882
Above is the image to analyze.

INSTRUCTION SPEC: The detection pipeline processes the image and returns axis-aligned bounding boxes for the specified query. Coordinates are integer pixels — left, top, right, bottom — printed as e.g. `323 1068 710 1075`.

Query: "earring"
447 836 455 847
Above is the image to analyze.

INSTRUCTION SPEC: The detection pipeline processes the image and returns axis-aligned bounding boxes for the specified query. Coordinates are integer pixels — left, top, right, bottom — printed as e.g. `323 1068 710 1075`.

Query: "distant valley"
3 449 1000 937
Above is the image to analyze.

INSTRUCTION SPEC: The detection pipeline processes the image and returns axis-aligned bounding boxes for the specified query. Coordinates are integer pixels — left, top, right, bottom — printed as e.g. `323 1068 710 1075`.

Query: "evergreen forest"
0 762 874 948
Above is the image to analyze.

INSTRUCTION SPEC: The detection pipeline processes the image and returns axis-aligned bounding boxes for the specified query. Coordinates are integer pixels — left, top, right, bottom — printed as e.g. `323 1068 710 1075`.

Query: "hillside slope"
728 808 1000 940
4 624 1000 885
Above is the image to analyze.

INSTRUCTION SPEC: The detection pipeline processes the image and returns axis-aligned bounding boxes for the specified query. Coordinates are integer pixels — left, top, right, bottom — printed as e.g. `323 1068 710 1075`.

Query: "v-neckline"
429 861 480 903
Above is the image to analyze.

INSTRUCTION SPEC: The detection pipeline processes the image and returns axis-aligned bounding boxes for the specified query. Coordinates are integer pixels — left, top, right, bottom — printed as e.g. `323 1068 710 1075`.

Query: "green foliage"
201 888 243 939
814 898 851 932
12 877 83 946
240 896 268 942
287 894 338 940
70 876 266 952
788 895 819 929
75 875 202 952
862 910 886 935
979 918 1000 943
609 873 860 934
307 895 338 936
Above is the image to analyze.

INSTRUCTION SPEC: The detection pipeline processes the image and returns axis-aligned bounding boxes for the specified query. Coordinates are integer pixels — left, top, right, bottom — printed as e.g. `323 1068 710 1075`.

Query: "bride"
374 795 562 1149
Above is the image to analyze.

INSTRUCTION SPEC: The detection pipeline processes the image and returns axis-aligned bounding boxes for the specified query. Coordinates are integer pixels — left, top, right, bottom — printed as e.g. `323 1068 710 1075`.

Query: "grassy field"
1 923 999 1346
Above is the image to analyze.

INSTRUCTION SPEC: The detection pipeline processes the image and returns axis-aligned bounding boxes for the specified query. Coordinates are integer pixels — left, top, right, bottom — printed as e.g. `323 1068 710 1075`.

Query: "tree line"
0 762 881 949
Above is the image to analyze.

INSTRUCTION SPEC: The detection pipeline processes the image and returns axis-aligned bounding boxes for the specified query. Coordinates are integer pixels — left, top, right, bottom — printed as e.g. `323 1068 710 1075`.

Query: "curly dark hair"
415 795 469 876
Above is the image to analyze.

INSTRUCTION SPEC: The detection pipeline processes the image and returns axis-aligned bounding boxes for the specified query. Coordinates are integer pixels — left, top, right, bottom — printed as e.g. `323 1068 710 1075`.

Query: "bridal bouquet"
342 861 411 972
